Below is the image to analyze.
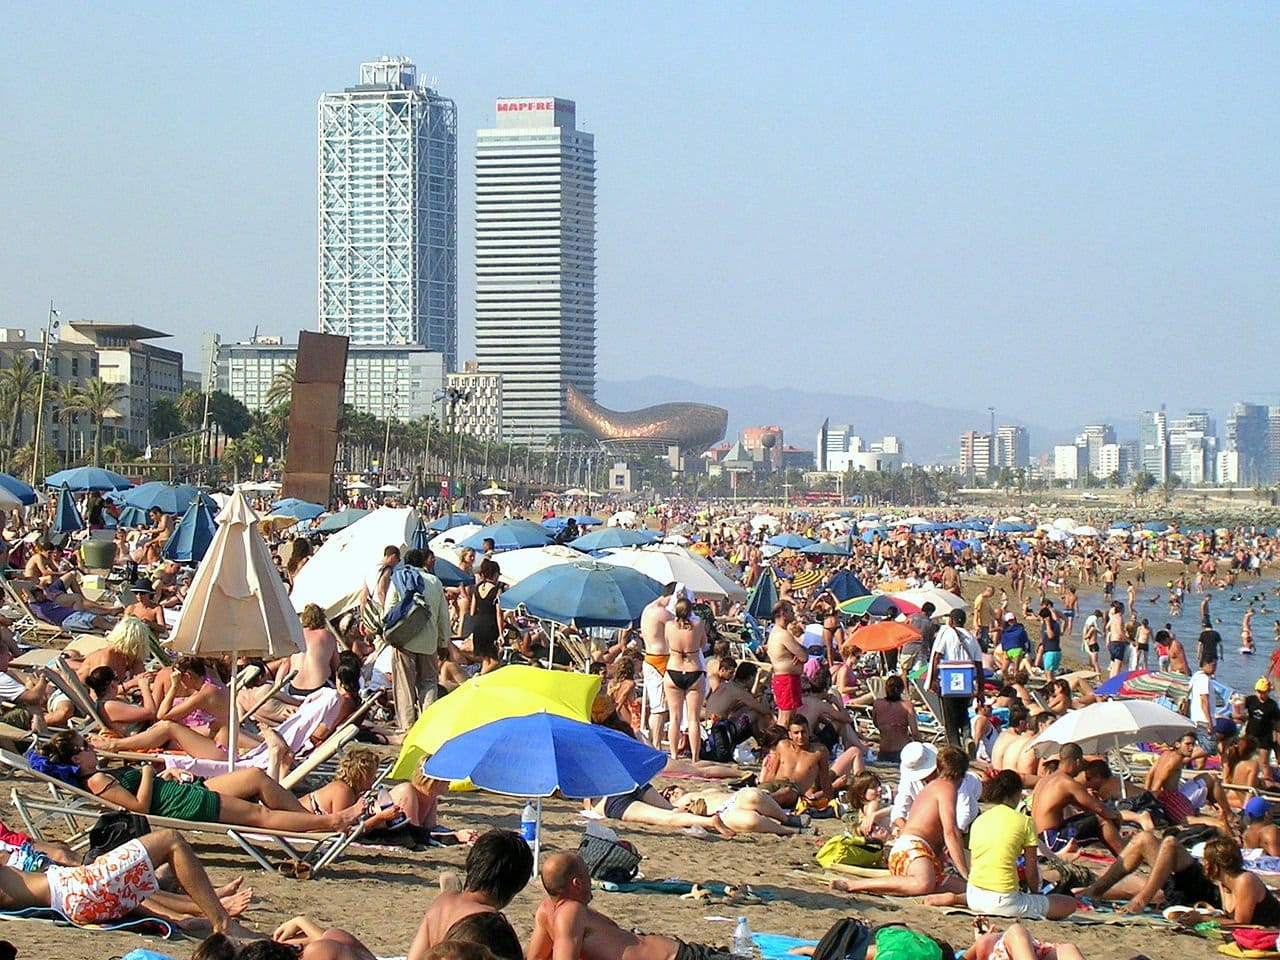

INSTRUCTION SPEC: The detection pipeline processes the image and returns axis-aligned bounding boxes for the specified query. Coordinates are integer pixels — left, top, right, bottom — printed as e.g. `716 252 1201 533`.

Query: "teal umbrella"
163 500 218 563
45 467 132 492
316 508 371 534
53 485 83 534
745 568 778 620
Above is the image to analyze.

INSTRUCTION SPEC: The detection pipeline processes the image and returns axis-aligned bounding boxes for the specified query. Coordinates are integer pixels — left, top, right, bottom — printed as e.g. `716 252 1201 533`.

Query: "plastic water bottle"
733 917 755 958
520 801 538 843
376 788 407 830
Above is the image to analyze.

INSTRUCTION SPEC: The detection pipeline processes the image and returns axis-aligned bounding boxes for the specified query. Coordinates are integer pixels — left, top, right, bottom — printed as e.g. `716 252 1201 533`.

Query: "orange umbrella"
848 620 921 652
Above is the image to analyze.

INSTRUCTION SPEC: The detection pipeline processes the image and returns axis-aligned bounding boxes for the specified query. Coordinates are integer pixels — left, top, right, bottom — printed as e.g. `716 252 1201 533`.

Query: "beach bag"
1234 930 1280 952
85 810 152 863
383 594 431 649
702 714 751 763
578 832 641 883
815 832 885 869
811 919 874 960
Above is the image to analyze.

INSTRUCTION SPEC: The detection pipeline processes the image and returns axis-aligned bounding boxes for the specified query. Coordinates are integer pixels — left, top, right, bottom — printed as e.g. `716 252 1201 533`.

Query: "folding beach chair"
0 577 111 645
38 659 110 733
907 676 947 744
1 748 369 877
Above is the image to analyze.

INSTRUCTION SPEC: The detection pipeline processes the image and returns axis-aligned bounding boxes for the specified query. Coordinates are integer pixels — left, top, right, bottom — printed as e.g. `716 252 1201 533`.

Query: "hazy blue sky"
2 4 1276 427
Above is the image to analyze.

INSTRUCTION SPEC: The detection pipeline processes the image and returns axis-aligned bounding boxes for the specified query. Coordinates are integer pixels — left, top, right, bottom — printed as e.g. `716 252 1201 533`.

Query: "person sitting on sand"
889 743 982 834
664 785 806 836
407 829 532 960
369 762 479 849
797 666 865 782
702 660 771 741
869 675 918 765
41 730 362 835
1242 797 1280 856
760 716 834 812
528 851 737 960
73 615 150 683
988 704 1029 773
963 919 1084 960
831 745 970 899
1144 731 1233 831
1030 744 1124 856
845 772 890 841
926 771 1077 920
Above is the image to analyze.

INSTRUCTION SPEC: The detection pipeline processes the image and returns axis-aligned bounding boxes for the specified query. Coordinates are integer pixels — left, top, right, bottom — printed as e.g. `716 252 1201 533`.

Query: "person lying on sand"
663 785 806 835
963 918 1084 960
407 829 531 960
587 783 735 837
528 851 736 960
195 921 374 959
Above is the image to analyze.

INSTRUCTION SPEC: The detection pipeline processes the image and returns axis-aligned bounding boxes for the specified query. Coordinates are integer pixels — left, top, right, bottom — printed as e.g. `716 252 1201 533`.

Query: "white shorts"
1180 776 1209 809
966 884 1049 919
641 660 668 714
46 838 159 924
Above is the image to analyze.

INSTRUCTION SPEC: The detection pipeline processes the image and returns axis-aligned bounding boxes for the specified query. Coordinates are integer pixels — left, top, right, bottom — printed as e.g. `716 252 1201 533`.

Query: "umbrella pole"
534 796 542 878
228 645 239 773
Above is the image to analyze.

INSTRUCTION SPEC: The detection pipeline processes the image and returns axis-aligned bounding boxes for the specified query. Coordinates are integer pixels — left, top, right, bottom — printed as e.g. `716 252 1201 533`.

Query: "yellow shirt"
967 804 1037 893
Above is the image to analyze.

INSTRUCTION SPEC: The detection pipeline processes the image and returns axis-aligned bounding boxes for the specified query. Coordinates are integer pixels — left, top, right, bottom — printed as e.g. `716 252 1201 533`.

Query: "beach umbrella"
269 498 326 521
838 594 921 618
426 513 484 532
766 533 815 550
892 587 966 616
488 545 583 586
569 527 658 551
0 485 20 510
499 560 662 628
315 508 371 534
478 485 512 497
846 620 922 653
598 543 746 602
458 519 553 553
745 569 778 620
114 505 151 528
169 490 304 771
0 473 37 506
572 515 602 527
122 481 215 515
1070 525 1100 538
1142 521 1170 533
44 467 132 492
429 525 483 553
162 500 218 563
390 665 600 779
52 485 83 534
1092 670 1149 698
606 510 638 528
823 570 871 602
431 555 475 588
800 540 852 557
346 480 373 491
424 712 666 868
290 507 427 617
1028 700 1194 758
375 483 402 494
750 514 782 531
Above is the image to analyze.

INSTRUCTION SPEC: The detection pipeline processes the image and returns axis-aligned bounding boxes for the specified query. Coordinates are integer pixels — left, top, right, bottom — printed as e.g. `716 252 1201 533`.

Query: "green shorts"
1004 648 1025 660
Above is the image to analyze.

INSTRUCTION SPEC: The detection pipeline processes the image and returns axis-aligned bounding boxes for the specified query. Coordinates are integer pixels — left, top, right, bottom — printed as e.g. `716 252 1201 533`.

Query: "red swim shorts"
771 673 803 712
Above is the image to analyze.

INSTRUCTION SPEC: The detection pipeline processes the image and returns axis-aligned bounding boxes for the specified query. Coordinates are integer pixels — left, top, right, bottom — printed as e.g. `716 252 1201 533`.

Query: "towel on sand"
753 933 818 960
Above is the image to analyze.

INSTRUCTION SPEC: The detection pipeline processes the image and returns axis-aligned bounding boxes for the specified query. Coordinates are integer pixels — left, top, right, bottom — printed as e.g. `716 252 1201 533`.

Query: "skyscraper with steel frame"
318 58 457 368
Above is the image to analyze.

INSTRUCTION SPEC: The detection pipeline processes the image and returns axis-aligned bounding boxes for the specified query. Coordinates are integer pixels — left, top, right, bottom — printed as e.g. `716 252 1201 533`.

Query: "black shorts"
1165 862 1220 909
603 784 648 820
1107 642 1127 661
675 940 735 960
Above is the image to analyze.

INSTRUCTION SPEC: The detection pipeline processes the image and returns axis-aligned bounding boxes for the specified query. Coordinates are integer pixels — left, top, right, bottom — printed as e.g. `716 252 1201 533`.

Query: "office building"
817 422 855 471
1095 442 1130 482
217 338 444 421
475 97 595 441
959 431 993 480
318 58 457 366
1227 402 1269 484
993 425 1030 469
0 328 98 460
743 426 784 470
1168 412 1217 486
446 361 503 443
1078 424 1116 477
1137 409 1169 481
1217 450 1241 486
1054 444 1085 482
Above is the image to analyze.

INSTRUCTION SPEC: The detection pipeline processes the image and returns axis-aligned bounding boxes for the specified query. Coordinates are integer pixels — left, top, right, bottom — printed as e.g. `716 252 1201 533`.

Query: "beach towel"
0 905 177 938
594 879 775 901
1218 946 1280 959
753 933 818 960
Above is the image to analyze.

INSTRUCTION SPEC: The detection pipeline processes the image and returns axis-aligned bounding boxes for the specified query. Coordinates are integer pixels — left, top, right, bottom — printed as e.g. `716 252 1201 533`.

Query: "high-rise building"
1137 409 1168 481
993 425 1030 469
1268 407 1280 484
1096 442 1130 482
959 431 993 480
1053 444 1085 481
446 361 503 443
1077 424 1116 477
1227 402 1269 484
475 98 595 442
1168 412 1217 485
319 58 458 366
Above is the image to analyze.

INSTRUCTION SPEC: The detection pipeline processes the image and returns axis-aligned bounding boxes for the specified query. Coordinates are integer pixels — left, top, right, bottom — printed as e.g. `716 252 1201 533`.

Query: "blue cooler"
938 662 978 698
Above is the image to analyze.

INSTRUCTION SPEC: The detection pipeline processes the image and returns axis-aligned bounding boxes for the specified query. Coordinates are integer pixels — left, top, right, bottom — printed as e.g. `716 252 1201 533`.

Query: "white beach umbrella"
1070 525 1101 538
492 545 583 586
1052 517 1076 530
892 587 967 616
480 485 512 497
429 525 483 553
347 480 374 491
598 544 747 602
376 483 402 494
290 507 425 616
169 490 303 771
607 510 638 528
1001 515 1024 523
750 514 781 531
1028 700 1194 758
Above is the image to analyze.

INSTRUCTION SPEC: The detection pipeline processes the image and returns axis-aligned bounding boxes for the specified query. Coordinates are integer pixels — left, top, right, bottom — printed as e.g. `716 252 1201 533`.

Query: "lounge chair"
1 748 369 877
907 676 947 743
0 576 111 645
38 660 110 733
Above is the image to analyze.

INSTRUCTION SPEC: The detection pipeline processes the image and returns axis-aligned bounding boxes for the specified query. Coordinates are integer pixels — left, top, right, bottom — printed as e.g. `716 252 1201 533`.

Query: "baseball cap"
1212 717 1239 739
1003 612 1016 622
899 742 937 782
1245 796 1272 820
132 579 154 595
1258 678 1273 693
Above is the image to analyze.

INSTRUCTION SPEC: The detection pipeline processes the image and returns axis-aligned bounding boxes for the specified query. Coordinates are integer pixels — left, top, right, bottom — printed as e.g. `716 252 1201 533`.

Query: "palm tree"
0 354 39 470
54 381 87 468
264 361 296 410
79 377 124 467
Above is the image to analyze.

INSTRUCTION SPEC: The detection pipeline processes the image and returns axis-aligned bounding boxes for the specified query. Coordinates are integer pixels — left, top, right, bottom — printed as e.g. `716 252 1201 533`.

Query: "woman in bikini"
663 596 708 764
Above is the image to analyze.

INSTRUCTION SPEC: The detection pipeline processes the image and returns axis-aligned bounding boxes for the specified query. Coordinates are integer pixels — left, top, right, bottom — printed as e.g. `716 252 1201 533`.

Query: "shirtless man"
760 716 833 810
277 603 341 697
639 583 675 748
1105 601 1126 678
702 661 770 738
989 704 1030 772
1080 610 1102 675
24 540 85 594
766 601 806 726
1010 712 1055 787
528 852 735 960
407 830 532 960
831 745 970 898
1144 732 1233 832
797 670 864 781
1031 744 1123 855
1167 627 1189 675
124 580 168 637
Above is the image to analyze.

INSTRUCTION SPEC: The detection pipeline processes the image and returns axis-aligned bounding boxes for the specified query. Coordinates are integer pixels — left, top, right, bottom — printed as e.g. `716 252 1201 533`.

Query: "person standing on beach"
972 587 996 652
1105 602 1127 678
639 583 675 749
1081 609 1102 675
928 609 983 750
766 601 806 727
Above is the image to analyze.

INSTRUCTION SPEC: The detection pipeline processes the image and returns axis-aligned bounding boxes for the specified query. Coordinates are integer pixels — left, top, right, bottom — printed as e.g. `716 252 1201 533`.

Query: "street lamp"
434 386 471 523
29 301 59 485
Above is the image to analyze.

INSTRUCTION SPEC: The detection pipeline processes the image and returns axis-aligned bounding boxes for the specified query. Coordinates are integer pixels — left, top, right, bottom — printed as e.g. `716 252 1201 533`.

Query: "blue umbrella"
499 560 662 627
800 540 851 556
52 485 83 534
823 570 871 602
568 527 657 551
766 533 816 550
459 519 553 553
1142 521 1169 533
1110 521 1133 530
432 556 475 588
572 515 602 527
316 508 371 534
163 500 217 563
44 467 132 492
745 569 779 620
426 513 484 532
114 505 151 528
1093 670 1147 698
0 473 38 506
269 498 326 521
122 481 215 515
992 522 1034 534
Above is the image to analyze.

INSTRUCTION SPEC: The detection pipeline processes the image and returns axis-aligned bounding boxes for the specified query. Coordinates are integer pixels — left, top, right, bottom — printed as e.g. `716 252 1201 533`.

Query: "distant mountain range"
595 376 1081 463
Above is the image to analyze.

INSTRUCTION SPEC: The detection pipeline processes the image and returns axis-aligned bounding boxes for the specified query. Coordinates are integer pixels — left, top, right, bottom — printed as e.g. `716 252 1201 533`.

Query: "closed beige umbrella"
169 489 303 770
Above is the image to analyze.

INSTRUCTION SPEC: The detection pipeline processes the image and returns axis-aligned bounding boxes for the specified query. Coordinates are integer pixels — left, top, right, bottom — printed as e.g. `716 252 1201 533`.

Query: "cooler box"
938 662 978 698
80 540 117 572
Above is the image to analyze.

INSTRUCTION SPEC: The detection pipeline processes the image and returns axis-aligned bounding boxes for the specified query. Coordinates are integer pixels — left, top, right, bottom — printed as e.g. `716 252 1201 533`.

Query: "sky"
1 3 1276 430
